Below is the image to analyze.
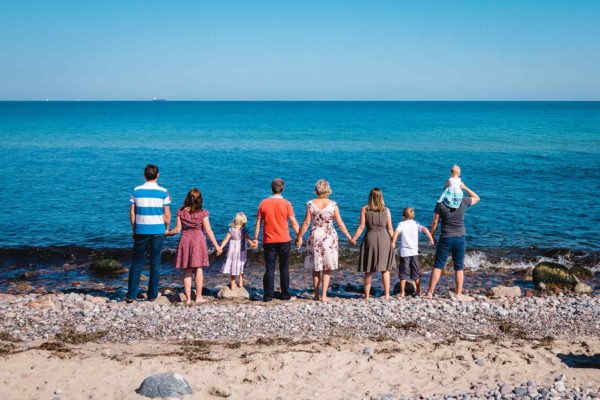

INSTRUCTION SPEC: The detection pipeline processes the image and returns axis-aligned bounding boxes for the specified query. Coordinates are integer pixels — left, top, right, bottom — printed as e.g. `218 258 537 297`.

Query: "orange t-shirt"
257 196 295 244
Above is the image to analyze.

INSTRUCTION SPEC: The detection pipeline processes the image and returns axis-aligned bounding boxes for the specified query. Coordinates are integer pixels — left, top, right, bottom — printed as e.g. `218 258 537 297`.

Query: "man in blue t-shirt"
126 164 171 302
426 182 480 299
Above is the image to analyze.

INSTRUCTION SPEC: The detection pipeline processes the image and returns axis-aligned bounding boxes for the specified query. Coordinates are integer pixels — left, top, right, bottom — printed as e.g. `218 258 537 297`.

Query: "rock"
363 347 375 356
571 265 594 281
489 286 521 299
152 295 172 306
500 384 513 395
514 387 528 395
536 282 547 291
474 358 485 367
90 259 124 275
217 286 250 300
381 394 396 400
574 282 592 295
136 372 193 399
454 293 475 302
28 294 57 310
210 386 231 398
532 261 579 290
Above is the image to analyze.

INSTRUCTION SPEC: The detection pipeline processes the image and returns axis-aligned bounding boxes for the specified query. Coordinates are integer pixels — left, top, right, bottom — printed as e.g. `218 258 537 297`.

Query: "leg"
147 234 164 300
195 268 206 303
382 271 391 299
263 244 277 301
363 272 372 301
231 275 238 289
321 271 331 302
183 268 193 304
400 280 406 298
278 242 291 299
414 278 421 296
427 238 450 299
312 271 321 300
127 235 148 301
412 256 422 296
452 236 466 295
239 274 244 288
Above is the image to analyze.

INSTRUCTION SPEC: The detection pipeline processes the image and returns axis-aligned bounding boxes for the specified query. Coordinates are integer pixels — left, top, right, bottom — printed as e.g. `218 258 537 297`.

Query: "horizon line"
1 99 600 102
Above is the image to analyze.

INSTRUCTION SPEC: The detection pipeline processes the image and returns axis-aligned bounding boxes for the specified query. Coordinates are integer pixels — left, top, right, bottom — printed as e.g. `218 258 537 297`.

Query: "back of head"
367 188 385 212
144 164 159 181
183 188 203 212
314 179 332 198
231 212 247 228
451 164 461 177
402 207 415 220
271 178 285 194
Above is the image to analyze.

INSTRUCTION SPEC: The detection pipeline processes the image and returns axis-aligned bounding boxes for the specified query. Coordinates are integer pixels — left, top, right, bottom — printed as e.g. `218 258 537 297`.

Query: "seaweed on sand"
386 321 420 330
56 329 108 344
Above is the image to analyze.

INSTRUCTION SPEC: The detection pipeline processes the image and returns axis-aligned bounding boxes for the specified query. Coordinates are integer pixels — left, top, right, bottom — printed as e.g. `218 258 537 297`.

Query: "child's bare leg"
183 269 193 304
239 274 244 288
312 271 321 300
426 268 442 299
415 278 421 296
455 270 464 296
195 268 206 303
399 279 406 298
363 272 372 301
321 271 331 302
382 271 391 299
230 275 238 289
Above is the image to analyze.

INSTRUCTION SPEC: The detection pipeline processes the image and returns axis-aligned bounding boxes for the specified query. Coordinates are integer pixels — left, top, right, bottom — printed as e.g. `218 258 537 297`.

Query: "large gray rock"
216 285 250 300
136 372 193 399
574 282 592 295
489 286 521 299
532 261 579 290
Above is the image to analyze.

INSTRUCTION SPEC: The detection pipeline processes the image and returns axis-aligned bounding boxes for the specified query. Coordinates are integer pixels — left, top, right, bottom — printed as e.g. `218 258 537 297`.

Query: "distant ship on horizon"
151 98 166 102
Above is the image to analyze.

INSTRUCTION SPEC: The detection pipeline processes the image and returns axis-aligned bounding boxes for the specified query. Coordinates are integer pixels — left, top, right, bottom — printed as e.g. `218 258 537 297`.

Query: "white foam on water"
463 251 599 273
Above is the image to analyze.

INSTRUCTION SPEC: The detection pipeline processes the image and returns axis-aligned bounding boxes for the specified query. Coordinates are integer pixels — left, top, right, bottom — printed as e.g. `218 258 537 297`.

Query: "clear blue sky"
1 1 599 100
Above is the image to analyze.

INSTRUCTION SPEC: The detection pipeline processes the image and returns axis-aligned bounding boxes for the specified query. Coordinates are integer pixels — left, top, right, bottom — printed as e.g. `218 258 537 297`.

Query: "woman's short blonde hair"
230 212 247 229
314 179 332 198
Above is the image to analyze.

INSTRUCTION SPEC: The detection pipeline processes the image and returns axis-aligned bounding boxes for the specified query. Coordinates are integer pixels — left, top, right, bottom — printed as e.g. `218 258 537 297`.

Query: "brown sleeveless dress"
357 209 396 272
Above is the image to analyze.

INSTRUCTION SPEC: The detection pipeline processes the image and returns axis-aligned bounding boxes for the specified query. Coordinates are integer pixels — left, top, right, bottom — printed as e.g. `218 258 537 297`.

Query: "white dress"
304 201 339 272
221 227 247 275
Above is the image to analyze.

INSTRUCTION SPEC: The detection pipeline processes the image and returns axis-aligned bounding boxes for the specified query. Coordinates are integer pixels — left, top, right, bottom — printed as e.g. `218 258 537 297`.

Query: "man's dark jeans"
127 234 164 301
263 241 291 301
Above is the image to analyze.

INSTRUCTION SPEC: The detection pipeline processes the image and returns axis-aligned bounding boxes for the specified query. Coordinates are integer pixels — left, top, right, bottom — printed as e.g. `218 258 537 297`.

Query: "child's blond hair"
451 164 461 177
230 212 247 229
402 207 415 220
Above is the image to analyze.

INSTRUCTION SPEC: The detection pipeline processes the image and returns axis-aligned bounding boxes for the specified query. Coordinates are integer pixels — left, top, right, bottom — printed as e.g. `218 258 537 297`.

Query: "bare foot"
424 292 433 300
196 297 208 304
312 294 320 301
321 297 329 302
400 293 405 299
384 295 391 300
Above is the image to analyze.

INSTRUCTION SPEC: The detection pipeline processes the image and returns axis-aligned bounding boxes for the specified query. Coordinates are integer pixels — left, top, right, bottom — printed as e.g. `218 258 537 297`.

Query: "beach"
1 292 599 399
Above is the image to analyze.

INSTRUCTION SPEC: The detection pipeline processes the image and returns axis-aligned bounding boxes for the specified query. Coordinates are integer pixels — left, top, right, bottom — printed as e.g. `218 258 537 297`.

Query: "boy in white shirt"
392 207 434 297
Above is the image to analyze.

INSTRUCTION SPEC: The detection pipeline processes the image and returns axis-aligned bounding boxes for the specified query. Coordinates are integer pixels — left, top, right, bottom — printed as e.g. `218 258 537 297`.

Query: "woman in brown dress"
351 188 395 300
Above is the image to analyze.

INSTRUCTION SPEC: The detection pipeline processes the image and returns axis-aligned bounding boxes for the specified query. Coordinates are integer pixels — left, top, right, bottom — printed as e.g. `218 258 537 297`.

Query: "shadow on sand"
557 353 600 369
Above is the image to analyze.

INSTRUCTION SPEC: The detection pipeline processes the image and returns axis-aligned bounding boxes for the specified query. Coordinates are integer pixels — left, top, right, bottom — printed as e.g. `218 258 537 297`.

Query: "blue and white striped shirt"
130 182 172 235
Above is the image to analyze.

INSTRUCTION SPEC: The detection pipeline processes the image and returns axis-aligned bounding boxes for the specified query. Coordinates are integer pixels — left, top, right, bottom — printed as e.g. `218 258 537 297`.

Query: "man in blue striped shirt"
127 164 171 302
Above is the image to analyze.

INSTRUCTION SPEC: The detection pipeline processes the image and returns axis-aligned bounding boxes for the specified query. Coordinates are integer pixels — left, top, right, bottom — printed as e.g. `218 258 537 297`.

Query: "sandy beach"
1 292 599 399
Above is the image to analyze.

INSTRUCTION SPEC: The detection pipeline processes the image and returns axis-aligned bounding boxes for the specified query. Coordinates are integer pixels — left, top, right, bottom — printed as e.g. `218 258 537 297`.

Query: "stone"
363 347 375 356
136 372 193 399
381 394 397 400
216 286 250 300
514 387 528 395
574 283 592 295
28 294 57 310
532 261 579 290
89 259 124 275
474 358 485 367
210 386 231 398
152 296 172 306
489 286 521 299
500 384 513 395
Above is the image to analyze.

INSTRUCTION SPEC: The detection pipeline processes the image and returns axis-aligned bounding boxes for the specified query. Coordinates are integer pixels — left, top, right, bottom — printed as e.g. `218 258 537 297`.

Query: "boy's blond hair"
402 207 415 220
230 212 247 229
451 164 461 176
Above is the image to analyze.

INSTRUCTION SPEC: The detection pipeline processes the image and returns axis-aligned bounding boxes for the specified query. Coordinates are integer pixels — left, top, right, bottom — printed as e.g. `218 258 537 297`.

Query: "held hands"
215 246 223 256
295 237 303 249
250 239 259 249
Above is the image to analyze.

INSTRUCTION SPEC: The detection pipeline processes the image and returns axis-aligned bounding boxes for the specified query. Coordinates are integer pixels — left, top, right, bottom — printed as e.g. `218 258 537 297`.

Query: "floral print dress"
304 201 339 272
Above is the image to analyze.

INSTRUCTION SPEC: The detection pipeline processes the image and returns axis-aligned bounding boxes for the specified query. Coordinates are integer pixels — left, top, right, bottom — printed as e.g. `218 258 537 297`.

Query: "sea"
1 101 599 298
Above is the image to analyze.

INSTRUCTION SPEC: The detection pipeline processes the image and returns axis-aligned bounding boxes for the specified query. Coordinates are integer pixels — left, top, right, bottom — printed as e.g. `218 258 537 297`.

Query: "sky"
0 1 599 100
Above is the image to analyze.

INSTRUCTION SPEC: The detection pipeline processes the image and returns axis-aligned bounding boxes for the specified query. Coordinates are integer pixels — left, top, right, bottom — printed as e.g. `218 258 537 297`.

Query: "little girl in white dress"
438 164 463 209
220 212 254 289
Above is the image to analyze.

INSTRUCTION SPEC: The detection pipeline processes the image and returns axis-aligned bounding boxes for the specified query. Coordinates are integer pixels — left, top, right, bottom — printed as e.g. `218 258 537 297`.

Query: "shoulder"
155 185 169 193
202 209 210 218
434 202 442 213
463 197 473 207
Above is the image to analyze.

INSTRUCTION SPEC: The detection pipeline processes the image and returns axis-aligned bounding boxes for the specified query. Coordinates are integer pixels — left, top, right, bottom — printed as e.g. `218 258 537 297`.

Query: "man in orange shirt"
253 178 299 302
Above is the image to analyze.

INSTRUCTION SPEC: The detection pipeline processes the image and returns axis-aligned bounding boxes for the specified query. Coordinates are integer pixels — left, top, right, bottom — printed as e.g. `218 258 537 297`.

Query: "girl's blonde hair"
230 212 247 229
314 179 332 198
367 188 385 212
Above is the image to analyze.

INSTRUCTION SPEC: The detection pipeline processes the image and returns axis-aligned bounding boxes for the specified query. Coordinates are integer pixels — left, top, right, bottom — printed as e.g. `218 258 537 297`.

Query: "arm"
289 215 300 236
461 183 480 205
130 204 136 239
165 216 182 236
386 208 394 238
203 216 222 255
391 228 400 248
243 230 256 248
421 226 435 246
253 216 262 246
163 206 171 232
295 206 311 248
350 207 367 245
333 205 352 242
220 232 231 249
430 213 440 238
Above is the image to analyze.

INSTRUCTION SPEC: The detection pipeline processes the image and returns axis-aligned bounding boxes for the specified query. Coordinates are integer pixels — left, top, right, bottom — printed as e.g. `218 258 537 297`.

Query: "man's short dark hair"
144 164 159 180
271 178 285 194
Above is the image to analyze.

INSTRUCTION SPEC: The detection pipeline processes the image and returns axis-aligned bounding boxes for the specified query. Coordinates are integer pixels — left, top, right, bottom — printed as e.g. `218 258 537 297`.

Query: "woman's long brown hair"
181 188 203 212
367 187 385 212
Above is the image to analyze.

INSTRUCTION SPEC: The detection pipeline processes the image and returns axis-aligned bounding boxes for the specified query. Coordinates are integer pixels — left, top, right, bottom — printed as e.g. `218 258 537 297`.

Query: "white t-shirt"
395 220 424 257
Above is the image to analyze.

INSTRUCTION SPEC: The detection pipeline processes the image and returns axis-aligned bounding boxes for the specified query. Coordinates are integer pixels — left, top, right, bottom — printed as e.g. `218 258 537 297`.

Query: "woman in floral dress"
296 179 353 301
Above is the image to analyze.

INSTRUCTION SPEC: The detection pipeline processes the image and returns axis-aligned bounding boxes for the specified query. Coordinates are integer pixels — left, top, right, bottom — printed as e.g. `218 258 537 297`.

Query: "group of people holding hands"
127 164 480 305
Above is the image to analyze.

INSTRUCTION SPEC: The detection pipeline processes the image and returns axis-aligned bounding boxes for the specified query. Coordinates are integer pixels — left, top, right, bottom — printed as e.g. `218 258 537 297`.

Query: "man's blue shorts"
433 236 466 271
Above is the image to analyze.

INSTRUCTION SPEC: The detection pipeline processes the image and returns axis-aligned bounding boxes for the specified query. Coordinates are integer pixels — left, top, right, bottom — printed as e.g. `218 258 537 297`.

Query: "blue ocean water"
0 101 599 252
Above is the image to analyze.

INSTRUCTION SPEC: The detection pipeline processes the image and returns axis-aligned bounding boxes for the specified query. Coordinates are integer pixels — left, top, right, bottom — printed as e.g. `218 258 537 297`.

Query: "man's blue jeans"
127 234 164 300
433 235 466 271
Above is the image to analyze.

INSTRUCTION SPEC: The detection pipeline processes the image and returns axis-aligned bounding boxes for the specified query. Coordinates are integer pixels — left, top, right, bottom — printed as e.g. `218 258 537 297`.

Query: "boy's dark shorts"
399 255 420 280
